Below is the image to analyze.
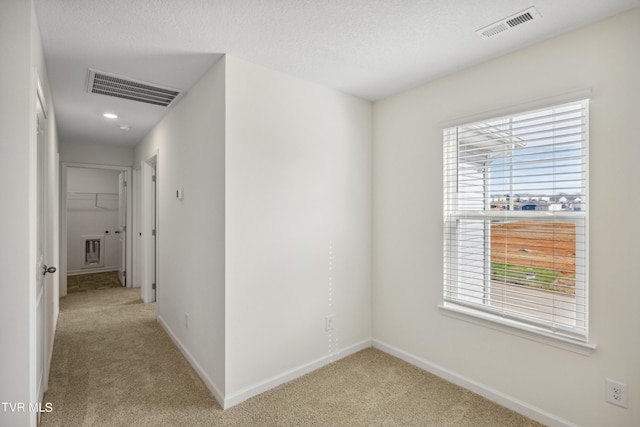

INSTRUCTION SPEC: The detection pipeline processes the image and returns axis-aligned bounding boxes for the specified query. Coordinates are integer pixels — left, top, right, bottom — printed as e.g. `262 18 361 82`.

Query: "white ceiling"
34 0 639 148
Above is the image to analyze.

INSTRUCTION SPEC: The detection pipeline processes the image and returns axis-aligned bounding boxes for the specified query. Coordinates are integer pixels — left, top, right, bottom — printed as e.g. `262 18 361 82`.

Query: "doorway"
60 164 132 296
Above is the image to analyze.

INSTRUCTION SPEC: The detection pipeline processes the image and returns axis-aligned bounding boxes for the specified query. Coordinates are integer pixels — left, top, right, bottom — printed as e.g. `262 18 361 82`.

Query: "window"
443 99 589 343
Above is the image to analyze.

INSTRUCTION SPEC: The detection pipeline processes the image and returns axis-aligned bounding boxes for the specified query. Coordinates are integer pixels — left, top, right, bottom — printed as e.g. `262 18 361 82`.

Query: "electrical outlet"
185 313 189 329
606 379 628 408
325 315 334 332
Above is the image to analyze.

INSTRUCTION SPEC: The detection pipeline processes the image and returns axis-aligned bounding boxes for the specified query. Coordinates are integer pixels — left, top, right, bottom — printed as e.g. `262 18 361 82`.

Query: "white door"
34 94 48 411
118 171 127 286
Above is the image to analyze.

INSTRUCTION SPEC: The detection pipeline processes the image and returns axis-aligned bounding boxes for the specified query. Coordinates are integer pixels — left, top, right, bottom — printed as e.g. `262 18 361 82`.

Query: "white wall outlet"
185 313 189 328
606 379 628 408
325 315 334 332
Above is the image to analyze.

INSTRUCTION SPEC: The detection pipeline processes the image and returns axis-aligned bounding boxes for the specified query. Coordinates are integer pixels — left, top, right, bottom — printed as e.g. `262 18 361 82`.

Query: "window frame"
440 92 595 354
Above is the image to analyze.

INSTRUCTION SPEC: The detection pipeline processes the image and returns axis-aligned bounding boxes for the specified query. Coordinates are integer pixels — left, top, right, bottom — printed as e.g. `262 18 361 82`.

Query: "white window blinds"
443 99 589 341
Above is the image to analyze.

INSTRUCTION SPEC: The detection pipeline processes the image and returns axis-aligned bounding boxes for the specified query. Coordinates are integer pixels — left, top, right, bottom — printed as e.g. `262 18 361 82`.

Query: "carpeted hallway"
42 286 543 426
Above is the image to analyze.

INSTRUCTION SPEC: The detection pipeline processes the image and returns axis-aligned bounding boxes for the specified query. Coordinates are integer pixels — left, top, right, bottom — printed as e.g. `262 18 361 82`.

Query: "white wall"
372 8 640 427
0 1 59 426
224 56 372 403
66 212 119 272
134 57 227 400
0 3 33 425
66 168 120 273
59 141 133 167
67 167 120 194
134 54 372 408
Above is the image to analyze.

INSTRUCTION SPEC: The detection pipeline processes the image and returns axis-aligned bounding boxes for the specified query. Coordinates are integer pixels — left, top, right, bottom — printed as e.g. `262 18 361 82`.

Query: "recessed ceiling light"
103 113 118 119
119 125 131 131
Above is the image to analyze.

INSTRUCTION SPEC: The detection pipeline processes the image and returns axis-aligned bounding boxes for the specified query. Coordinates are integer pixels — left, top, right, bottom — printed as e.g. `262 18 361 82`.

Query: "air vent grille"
477 7 540 39
87 69 182 107
506 12 533 28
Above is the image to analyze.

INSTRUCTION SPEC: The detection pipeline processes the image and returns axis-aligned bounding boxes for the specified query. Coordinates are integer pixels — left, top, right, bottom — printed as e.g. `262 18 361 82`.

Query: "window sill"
438 304 596 356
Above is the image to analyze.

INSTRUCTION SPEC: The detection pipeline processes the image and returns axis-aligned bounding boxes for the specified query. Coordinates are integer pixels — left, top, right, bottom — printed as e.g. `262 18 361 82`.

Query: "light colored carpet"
66 271 123 293
42 287 543 426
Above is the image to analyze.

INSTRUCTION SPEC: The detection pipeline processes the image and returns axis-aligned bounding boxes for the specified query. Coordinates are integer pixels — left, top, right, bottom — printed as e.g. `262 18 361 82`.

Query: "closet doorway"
60 163 132 296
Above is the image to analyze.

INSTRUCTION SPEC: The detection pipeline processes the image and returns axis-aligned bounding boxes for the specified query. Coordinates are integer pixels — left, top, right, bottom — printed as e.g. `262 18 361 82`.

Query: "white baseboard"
372 339 576 427
67 267 119 276
223 338 372 409
138 325 572 425
158 313 371 410
157 314 225 408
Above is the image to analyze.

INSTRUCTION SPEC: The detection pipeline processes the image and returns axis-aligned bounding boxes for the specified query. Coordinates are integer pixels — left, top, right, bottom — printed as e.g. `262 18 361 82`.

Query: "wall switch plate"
606 379 628 408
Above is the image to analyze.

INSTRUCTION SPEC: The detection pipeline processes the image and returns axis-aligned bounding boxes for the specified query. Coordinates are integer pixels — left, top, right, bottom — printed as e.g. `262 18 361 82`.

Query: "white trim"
447 210 586 220
372 339 579 427
131 167 141 288
439 304 596 356
439 88 592 129
140 152 158 303
157 314 225 407
35 70 48 119
442 96 591 349
29 69 37 427
223 339 372 409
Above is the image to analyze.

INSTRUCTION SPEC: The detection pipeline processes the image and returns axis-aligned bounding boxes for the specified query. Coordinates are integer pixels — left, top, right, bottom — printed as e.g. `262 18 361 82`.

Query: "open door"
118 171 127 286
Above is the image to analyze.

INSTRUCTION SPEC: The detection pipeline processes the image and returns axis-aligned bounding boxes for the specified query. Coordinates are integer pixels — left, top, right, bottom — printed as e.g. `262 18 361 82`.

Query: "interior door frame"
60 163 133 296
141 152 158 304
118 170 127 285
132 167 141 289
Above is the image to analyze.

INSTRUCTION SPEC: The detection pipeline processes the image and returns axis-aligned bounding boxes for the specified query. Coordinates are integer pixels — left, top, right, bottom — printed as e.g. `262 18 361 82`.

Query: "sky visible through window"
484 103 585 205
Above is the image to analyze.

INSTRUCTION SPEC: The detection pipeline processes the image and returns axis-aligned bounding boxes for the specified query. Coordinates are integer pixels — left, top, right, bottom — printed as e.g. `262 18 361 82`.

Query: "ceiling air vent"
87 69 182 107
476 7 540 39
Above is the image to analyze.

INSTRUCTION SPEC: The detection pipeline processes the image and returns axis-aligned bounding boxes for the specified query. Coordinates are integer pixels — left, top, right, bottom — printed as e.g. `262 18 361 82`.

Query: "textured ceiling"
34 0 639 148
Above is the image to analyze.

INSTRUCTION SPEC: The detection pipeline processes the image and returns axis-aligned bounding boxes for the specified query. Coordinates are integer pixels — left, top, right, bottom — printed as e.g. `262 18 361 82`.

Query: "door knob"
43 265 57 275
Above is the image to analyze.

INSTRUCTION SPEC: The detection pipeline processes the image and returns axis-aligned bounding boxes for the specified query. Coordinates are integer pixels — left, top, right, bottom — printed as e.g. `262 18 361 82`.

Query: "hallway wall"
0 4 33 424
0 1 59 426
224 55 372 405
134 56 227 401
134 54 372 408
